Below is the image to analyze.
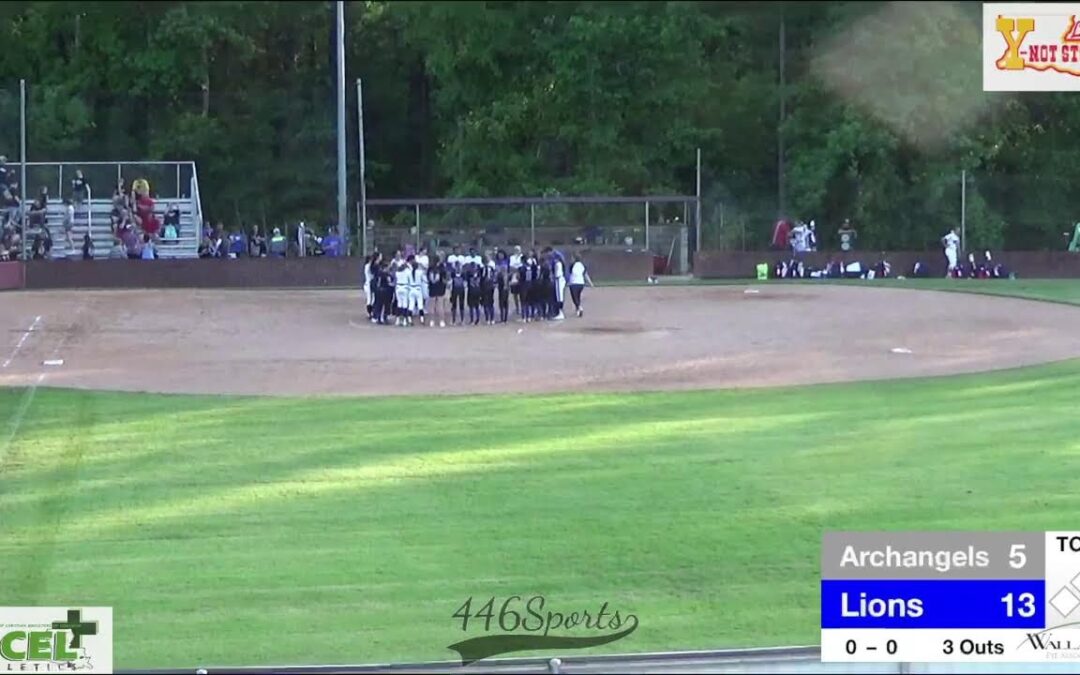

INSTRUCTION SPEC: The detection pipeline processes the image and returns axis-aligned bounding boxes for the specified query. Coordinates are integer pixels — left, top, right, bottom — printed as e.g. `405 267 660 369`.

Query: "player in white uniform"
552 254 567 320
416 247 430 311
509 245 524 318
394 260 412 326
942 228 960 278
363 254 374 319
408 256 426 324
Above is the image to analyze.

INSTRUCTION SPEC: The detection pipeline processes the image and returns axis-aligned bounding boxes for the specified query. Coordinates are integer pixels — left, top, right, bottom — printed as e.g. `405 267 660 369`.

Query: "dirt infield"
1 285 1079 397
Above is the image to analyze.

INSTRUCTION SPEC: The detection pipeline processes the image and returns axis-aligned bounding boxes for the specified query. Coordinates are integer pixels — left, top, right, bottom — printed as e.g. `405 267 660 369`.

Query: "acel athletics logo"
984 4 1080 91
0 607 113 673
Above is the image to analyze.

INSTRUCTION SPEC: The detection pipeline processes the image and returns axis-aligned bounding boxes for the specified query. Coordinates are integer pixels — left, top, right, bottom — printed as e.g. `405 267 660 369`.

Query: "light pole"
335 1 348 251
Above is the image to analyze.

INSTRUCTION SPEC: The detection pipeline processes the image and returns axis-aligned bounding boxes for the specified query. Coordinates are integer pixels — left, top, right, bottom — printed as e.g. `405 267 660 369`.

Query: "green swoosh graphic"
447 617 639 665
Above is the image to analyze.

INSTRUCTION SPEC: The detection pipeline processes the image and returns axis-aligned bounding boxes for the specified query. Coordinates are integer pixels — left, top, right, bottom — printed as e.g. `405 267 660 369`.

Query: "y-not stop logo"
0 607 112 673
984 4 1080 91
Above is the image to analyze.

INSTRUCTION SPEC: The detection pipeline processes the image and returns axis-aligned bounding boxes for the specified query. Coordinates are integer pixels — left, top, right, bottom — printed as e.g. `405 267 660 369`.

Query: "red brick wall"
0 262 24 290
23 249 654 290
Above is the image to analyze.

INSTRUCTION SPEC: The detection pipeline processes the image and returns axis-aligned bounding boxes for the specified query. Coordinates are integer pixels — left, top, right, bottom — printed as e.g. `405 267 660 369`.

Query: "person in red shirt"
771 219 791 250
132 179 161 239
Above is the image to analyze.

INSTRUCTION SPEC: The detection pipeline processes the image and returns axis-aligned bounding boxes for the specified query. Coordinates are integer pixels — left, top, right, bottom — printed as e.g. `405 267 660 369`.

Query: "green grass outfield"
2 283 1080 669
611 276 1080 307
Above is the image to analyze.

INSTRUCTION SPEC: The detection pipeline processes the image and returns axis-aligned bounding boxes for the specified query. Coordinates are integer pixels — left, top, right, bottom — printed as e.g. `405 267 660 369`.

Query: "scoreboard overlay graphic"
821 532 1080 662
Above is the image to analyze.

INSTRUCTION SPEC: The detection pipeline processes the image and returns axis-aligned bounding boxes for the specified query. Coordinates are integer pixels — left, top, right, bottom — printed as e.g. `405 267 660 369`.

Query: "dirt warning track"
1 285 1078 397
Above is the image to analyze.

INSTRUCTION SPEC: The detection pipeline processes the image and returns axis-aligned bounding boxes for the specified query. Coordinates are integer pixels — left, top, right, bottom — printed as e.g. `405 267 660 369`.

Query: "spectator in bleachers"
61 198 76 252
162 218 179 245
112 179 129 217
1 188 19 228
71 169 89 206
228 229 247 259
0 225 17 261
108 236 126 260
269 227 287 257
0 156 8 189
250 225 267 257
134 187 160 240
321 227 342 257
141 234 158 260
164 203 181 237
209 224 224 258
198 232 214 258
121 224 142 259
28 187 48 230
81 232 94 260
31 226 52 260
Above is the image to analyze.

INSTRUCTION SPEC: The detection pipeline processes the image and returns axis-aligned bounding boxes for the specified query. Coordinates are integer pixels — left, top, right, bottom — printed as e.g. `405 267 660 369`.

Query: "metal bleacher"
16 161 204 260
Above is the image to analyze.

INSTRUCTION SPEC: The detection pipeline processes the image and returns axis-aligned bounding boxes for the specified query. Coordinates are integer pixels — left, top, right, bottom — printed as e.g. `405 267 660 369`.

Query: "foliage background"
0 1 1074 250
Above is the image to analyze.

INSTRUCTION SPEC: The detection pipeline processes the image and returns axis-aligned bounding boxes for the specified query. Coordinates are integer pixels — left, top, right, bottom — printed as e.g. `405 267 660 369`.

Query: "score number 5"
1009 544 1026 569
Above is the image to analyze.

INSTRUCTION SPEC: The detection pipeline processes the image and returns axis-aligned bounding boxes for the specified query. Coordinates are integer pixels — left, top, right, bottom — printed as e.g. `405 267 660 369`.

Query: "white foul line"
2 315 42 369
0 306 81 467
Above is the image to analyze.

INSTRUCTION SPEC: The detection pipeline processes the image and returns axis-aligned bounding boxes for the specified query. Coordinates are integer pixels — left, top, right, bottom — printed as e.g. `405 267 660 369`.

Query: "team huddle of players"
362 245 594 327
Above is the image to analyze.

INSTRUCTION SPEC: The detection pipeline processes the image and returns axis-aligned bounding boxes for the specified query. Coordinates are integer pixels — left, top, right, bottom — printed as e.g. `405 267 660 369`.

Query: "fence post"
960 169 967 255
645 201 650 251
116 163 121 185
19 79 27 260
58 165 63 201
415 203 420 250
530 203 536 248
695 147 702 259
175 164 180 199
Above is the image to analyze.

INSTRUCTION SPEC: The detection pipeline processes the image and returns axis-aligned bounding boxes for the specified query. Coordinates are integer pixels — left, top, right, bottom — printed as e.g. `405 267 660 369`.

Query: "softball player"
409 256 426 324
942 227 960 278
551 250 566 320
416 246 430 310
509 245 523 317
466 261 483 325
427 255 448 327
394 259 412 326
449 260 466 326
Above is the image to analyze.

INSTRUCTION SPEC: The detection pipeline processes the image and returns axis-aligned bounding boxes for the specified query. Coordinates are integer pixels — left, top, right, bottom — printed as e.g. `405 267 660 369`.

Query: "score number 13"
1002 544 1035 617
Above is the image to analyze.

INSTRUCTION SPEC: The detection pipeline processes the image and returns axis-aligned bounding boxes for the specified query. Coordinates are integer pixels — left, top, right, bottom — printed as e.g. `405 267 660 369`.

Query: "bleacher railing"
190 162 204 246
18 161 197 201
13 160 203 259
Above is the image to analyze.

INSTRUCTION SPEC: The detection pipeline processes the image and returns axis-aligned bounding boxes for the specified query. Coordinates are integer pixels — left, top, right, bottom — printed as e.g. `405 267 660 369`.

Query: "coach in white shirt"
567 253 594 317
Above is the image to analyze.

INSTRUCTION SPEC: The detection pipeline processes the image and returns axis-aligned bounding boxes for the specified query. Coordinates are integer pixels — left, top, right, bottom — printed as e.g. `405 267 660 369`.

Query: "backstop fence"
359 195 700 274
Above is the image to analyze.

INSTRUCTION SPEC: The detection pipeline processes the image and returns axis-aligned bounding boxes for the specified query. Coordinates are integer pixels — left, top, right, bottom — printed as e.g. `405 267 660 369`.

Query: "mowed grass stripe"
1 360 1079 668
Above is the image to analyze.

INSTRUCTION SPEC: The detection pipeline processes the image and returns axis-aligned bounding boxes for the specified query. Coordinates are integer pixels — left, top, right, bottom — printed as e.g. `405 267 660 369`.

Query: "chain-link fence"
697 167 1080 254
360 196 697 272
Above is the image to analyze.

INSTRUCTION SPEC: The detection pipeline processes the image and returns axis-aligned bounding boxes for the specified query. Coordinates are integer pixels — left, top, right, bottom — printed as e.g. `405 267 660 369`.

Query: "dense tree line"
0 1 1075 250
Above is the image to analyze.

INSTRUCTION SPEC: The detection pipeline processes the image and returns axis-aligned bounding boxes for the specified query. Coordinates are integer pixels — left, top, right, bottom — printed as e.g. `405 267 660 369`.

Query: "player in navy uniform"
480 256 497 325
375 260 394 325
520 252 537 322
538 254 554 320
449 260 466 326
465 261 483 325
366 252 383 322
495 250 511 323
